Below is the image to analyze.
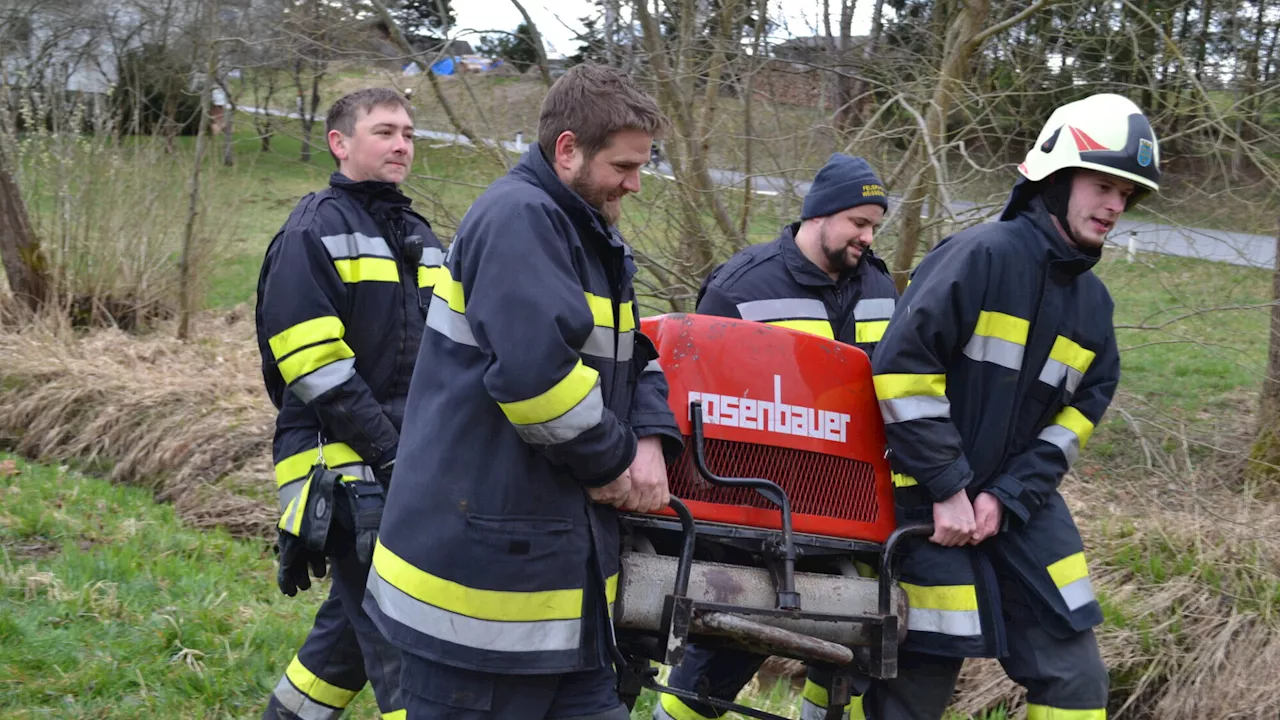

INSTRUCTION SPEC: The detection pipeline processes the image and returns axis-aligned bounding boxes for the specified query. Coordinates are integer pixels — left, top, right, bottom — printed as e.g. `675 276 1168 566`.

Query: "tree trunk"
508 0 553 88
889 0 1056 289
0 148 49 312
1250 215 1280 479
178 27 218 341
833 0 857 132
851 0 887 120
222 98 235 167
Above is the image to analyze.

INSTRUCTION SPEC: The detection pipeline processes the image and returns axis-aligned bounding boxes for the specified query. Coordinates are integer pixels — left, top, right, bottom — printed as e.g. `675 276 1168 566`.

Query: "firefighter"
867 93 1160 718
655 153 896 720
364 64 683 720
256 87 442 720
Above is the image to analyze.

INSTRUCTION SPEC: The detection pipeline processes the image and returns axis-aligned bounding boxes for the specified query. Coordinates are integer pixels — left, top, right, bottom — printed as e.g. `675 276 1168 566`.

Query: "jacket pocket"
464 514 574 563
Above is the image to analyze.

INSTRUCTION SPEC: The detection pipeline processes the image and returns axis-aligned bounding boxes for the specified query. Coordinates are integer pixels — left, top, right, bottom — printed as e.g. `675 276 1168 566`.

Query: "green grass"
0 453 383 718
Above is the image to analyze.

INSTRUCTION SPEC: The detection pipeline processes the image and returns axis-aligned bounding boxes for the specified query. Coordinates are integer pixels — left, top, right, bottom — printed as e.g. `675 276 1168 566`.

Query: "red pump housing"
640 313 896 543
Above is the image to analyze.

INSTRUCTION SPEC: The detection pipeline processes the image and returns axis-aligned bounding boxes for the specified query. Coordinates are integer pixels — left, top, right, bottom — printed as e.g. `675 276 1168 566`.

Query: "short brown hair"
325 88 414 167
537 64 668 159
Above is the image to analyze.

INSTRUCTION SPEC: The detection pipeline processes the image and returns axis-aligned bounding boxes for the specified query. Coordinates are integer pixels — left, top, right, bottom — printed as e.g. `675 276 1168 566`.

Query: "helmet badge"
1137 138 1154 167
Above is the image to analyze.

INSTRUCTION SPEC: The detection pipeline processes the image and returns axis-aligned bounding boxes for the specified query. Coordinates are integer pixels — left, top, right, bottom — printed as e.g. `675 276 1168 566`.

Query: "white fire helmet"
1018 93 1161 206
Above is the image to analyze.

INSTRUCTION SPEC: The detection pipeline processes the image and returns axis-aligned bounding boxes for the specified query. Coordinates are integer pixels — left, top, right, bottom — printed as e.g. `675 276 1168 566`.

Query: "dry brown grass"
949 472 1280 719
0 308 276 537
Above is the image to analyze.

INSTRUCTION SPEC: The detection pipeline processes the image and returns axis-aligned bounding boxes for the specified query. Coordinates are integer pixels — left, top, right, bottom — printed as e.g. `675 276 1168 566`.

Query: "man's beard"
569 166 621 225
820 225 859 274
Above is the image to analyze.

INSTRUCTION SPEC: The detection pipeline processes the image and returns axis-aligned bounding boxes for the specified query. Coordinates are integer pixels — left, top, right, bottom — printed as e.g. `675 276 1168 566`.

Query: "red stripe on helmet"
1068 126 1108 152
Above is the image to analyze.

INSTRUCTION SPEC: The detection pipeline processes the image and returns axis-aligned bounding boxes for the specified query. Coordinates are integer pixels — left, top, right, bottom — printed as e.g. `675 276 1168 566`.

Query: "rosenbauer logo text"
688 375 850 443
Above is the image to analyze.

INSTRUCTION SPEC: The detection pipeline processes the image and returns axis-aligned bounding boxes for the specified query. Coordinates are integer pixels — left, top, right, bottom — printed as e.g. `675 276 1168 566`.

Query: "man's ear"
553 130 578 172
327 129 347 163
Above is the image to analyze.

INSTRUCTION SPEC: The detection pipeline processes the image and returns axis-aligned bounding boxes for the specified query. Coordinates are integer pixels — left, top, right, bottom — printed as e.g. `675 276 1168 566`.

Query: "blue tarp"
431 57 454 75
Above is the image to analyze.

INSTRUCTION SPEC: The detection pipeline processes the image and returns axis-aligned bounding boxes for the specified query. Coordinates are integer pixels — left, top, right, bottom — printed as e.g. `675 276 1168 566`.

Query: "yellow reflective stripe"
1052 406 1096 447
269 316 345 361
892 472 918 488
584 293 636 332
803 678 829 707
498 360 599 426
659 693 717 720
1047 551 1090 589
899 582 979 612
276 340 356 385
973 310 1029 345
333 257 399 283
605 572 619 603
417 265 445 289
1027 705 1106 720
383 712 407 720
432 272 466 313
1049 336 1096 374
872 373 946 399
274 443 364 487
285 655 360 709
373 540 588 622
855 320 889 344
768 319 836 339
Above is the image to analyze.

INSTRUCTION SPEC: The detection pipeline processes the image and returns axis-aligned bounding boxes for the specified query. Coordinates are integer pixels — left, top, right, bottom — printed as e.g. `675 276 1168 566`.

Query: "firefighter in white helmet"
867 94 1159 718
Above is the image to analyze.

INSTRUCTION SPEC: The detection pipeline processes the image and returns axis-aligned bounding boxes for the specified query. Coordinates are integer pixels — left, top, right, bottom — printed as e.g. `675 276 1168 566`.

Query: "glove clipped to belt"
274 462 388 597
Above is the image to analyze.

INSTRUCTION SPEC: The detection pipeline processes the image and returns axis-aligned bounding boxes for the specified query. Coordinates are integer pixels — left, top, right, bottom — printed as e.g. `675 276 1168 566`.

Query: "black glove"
274 464 343 596
276 531 328 597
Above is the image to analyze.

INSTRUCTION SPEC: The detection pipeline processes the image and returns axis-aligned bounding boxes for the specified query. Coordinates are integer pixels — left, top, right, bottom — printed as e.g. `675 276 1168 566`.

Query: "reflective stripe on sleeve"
656 694 717 720
1038 336 1096 393
1037 406 1095 465
276 341 356 387
269 316 345 360
1027 705 1106 720
498 360 604 445
425 291 477 347
872 373 950 424
283 655 360 710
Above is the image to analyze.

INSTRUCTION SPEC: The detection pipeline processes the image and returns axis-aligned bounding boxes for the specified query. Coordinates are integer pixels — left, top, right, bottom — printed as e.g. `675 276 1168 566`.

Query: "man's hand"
930 491 977 547
971 492 1003 544
586 437 670 514
587 468 632 508
621 436 671 513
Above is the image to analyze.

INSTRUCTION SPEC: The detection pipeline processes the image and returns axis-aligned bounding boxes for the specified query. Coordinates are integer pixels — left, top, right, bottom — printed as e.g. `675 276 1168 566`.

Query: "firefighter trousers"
265 548 404 719
398 655 630 720
865 571 1107 720
654 646 867 720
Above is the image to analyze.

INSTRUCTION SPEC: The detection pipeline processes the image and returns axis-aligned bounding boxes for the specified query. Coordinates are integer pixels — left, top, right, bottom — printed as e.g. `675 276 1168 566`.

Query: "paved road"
242 105 1276 269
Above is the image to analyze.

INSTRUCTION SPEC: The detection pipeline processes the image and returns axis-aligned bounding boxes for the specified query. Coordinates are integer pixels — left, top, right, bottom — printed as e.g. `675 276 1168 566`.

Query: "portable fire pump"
610 313 933 720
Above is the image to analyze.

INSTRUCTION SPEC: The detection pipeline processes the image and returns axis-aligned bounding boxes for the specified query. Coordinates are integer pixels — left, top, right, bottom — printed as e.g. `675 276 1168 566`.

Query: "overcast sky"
453 1 879 59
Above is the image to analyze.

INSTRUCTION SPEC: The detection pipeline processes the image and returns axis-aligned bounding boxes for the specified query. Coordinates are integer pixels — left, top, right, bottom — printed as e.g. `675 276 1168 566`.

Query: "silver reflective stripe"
1059 576 1096 611
854 297 895 320
426 294 477 347
331 463 375 483
878 395 951 424
1039 359 1084 394
277 479 304 514
279 487 304 534
907 608 982 637
271 675 343 720
320 232 394 260
963 334 1025 371
512 382 605 445
616 331 635 362
419 246 444 267
801 700 850 720
291 357 356 403
642 359 662 374
1038 424 1081 466
580 327 615 360
737 297 827 321
367 570 582 653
